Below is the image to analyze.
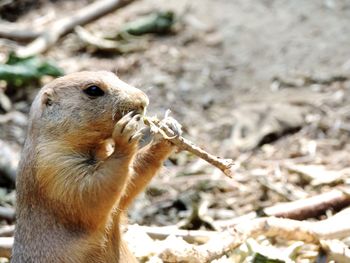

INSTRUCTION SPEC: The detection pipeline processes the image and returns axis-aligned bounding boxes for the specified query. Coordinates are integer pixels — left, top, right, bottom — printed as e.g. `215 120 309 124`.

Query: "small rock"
0 91 12 113
204 32 223 47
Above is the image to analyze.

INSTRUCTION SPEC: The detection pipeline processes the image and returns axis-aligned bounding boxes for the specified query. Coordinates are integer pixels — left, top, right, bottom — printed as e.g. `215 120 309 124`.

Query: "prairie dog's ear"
41 88 55 106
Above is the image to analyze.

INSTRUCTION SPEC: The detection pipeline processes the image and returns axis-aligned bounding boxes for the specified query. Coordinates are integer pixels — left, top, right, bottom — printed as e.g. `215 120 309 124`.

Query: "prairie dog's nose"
133 90 149 114
124 83 149 114
113 77 149 114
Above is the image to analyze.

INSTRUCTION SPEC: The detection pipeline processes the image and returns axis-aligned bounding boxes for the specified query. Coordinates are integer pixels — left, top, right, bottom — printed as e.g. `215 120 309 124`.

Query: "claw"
113 111 144 147
129 131 143 142
164 109 171 119
129 127 147 142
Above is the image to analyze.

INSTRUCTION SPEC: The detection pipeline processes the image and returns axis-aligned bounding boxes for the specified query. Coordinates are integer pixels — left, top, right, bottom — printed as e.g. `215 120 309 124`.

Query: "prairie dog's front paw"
113 111 143 152
152 112 182 144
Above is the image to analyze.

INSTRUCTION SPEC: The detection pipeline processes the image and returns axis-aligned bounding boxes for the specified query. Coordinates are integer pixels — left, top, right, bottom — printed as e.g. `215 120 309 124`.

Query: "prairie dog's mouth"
115 105 147 121
139 106 147 116
129 106 147 117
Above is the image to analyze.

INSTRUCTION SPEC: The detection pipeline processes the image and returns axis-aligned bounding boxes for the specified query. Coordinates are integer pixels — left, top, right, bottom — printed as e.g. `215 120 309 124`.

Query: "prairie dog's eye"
83 85 105 97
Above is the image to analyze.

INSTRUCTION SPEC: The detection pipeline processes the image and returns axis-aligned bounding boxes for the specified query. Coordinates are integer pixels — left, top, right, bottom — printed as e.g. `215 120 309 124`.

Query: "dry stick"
321 239 350 262
256 175 299 201
264 187 350 220
75 26 147 53
241 208 350 241
16 0 138 57
239 217 319 243
313 207 350 240
128 225 217 244
0 22 41 41
215 187 350 229
240 212 350 241
144 117 235 177
159 231 242 263
174 136 235 177
75 26 124 52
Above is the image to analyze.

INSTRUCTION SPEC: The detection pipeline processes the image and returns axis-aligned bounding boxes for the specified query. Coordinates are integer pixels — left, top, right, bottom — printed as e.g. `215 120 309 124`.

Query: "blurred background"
1 0 350 262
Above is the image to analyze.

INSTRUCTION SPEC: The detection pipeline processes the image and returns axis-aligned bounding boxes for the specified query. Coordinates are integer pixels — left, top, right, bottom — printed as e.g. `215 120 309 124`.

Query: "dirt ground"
1 0 350 261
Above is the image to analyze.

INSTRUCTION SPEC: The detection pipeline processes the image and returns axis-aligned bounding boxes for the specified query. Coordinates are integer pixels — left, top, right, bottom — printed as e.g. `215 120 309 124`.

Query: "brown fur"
12 71 175 263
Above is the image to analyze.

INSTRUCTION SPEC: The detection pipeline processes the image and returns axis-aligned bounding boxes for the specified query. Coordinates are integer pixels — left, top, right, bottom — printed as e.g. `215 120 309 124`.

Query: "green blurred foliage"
0 53 64 87
123 11 175 36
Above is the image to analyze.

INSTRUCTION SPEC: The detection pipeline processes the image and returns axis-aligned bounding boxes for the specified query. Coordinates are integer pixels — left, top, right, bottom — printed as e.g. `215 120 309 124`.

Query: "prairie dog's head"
29 71 149 145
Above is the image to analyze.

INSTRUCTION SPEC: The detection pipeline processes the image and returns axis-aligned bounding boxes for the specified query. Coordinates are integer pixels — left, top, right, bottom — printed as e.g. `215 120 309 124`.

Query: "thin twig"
264 187 350 220
75 26 147 53
127 224 217 243
215 187 350 229
143 115 236 177
0 22 41 41
16 0 138 57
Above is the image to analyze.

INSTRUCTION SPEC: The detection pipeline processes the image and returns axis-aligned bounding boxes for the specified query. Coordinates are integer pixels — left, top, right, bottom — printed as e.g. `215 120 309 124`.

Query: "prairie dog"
12 71 180 263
